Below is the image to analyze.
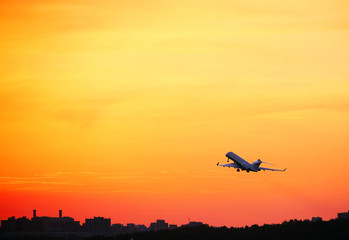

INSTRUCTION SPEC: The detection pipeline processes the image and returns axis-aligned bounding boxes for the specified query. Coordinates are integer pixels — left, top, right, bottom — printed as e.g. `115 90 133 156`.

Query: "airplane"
217 152 286 172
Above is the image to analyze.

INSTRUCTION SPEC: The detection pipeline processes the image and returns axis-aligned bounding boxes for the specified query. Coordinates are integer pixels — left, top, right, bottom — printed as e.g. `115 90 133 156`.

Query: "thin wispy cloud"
0 174 86 192
0 169 236 192
249 101 349 120
0 174 86 187
0 176 55 180
99 175 173 181
0 180 84 186
39 171 106 177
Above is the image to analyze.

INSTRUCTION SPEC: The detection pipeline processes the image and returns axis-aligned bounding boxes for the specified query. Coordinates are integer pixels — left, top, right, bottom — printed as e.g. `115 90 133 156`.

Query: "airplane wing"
259 167 287 172
217 162 239 168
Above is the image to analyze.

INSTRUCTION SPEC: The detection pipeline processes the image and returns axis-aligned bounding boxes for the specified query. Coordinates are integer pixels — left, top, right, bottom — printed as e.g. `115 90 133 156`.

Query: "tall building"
83 217 111 232
149 220 168 231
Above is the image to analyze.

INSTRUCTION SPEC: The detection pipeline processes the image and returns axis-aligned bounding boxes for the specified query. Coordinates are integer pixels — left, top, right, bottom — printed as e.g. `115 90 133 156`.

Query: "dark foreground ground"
1 218 349 240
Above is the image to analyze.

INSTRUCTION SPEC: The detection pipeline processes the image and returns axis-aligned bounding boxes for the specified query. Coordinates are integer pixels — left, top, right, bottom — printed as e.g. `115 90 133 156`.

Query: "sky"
0 0 349 227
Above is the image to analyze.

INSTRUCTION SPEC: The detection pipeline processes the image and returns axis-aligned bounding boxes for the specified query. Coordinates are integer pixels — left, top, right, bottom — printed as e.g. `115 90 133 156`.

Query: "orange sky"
1 0 349 227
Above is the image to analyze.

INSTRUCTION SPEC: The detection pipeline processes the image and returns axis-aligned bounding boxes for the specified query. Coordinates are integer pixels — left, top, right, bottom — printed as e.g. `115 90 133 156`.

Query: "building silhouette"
311 217 322 222
111 223 123 233
169 224 178 230
0 210 80 232
149 219 168 231
110 223 148 234
337 210 349 219
1 216 32 232
1 210 202 236
182 221 204 228
82 217 111 232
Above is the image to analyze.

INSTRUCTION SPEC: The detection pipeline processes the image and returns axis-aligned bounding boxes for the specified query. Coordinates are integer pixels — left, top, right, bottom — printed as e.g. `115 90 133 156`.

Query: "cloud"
244 100 349 121
39 171 106 177
99 175 172 181
0 176 54 180
0 175 85 186
0 180 84 186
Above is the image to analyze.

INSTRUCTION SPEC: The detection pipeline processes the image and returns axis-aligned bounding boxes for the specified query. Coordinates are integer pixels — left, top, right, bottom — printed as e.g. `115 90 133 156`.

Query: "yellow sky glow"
1 0 349 226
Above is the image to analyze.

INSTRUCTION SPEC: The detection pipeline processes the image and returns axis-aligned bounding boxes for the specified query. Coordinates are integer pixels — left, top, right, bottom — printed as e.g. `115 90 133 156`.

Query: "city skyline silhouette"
1 208 349 240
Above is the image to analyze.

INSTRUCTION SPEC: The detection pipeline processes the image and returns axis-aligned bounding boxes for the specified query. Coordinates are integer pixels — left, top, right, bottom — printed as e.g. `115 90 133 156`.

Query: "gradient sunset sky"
1 0 349 227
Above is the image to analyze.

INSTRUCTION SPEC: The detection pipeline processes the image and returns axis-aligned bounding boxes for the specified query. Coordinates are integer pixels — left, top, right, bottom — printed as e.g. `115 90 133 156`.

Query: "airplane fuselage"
225 152 259 172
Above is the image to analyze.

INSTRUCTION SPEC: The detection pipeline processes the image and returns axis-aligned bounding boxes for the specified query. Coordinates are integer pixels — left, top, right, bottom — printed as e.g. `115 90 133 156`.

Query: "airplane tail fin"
253 159 275 166
252 159 262 166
